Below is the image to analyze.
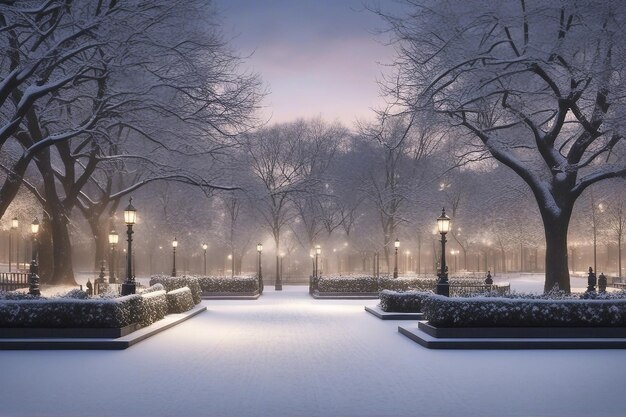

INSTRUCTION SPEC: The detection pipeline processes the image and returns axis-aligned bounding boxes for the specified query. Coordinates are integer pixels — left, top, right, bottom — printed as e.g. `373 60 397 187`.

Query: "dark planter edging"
0 323 143 339
312 291 379 300
201 292 260 300
417 321 626 339
399 321 626 349
0 305 207 350
364 305 425 320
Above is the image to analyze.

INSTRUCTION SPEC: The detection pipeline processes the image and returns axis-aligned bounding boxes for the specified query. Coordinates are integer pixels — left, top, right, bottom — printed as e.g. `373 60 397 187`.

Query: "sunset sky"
218 0 398 126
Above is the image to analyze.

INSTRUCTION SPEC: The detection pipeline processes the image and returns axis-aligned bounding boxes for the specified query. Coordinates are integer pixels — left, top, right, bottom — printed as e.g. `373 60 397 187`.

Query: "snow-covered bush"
422 295 626 327
0 292 42 301
165 287 195 314
141 283 165 294
195 275 259 294
149 276 202 304
59 288 89 299
379 290 433 312
312 275 487 294
0 288 167 328
317 275 379 293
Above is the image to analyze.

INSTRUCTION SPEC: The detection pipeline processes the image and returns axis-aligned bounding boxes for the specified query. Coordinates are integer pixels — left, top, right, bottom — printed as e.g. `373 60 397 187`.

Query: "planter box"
364 305 425 320
201 291 260 300
311 291 379 299
0 323 143 339
398 321 626 349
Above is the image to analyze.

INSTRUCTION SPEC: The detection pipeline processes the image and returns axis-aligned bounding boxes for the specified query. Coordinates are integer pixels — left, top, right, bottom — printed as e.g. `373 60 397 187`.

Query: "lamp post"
108 229 118 283
9 216 18 272
436 208 451 296
171 238 178 277
310 249 315 277
121 198 137 296
202 243 208 275
257 243 263 294
393 238 400 278
315 244 321 277
28 218 40 296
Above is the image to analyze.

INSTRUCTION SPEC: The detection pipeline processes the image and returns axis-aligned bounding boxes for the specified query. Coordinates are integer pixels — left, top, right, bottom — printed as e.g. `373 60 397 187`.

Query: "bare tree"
379 0 626 291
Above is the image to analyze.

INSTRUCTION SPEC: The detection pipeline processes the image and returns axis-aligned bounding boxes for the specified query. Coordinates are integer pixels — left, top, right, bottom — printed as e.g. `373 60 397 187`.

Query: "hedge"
312 275 485 294
165 287 195 314
0 289 167 328
379 290 433 312
149 276 202 304
422 295 626 327
195 275 259 293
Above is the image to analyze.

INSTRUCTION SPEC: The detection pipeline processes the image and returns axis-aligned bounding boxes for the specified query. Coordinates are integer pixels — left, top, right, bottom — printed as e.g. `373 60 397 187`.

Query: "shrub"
422 295 626 327
317 275 379 293
312 275 487 294
166 287 195 314
0 288 167 328
379 290 433 312
149 276 201 304
59 288 89 299
195 275 259 293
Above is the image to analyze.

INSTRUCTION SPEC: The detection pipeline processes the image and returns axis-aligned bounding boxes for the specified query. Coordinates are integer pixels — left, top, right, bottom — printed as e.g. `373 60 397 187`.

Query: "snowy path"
1 286 626 417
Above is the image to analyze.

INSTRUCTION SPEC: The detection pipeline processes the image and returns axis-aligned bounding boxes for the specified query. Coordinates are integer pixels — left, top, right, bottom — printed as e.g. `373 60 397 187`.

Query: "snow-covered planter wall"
0 289 167 328
195 275 259 294
149 276 202 304
317 276 379 293
422 295 626 327
379 290 433 312
311 275 487 294
165 287 195 314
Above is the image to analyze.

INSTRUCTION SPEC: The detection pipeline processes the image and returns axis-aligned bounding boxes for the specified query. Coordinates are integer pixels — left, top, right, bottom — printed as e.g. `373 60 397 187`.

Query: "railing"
0 272 30 292
610 282 626 290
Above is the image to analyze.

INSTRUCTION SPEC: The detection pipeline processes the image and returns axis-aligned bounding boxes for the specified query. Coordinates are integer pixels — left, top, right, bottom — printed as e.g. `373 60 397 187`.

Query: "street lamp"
310 249 315 277
28 218 40 296
436 208 451 296
315 244 321 277
9 216 18 272
171 237 178 277
202 243 208 275
257 243 263 294
108 229 119 283
393 238 400 278
121 198 137 296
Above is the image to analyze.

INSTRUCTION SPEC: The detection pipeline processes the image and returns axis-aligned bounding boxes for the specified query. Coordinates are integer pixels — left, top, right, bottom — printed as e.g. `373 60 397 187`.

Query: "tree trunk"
48 211 77 285
541 206 572 293
38 215 54 283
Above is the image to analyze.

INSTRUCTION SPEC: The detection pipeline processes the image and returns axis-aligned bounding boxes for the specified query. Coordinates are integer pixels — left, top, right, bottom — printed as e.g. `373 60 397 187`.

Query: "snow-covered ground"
2 279 626 417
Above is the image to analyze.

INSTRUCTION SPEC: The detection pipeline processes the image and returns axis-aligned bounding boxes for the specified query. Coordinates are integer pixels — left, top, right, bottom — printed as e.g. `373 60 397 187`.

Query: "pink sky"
218 0 397 127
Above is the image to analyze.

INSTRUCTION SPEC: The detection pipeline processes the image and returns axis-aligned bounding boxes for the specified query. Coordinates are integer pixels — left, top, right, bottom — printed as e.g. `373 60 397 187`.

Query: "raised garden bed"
310 274 505 299
399 291 626 349
0 284 204 349
151 275 261 299
364 305 425 320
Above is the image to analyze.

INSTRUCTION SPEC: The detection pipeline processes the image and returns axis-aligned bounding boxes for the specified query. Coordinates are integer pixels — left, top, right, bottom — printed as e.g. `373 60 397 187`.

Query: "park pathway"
1 286 625 417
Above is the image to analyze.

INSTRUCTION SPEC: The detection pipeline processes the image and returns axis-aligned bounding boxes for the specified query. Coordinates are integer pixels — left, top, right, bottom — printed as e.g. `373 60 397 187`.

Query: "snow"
1 283 626 417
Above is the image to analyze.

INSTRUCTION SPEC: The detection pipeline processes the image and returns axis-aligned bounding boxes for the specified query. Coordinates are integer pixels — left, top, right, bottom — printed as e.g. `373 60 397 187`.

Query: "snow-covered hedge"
149 276 202 304
422 295 626 327
0 289 167 328
196 275 259 294
165 287 195 314
379 290 433 312
312 275 486 294
317 275 379 293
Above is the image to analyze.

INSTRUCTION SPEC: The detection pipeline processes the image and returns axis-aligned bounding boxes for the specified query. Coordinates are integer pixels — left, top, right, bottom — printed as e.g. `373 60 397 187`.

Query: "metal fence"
0 272 30 292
